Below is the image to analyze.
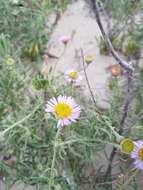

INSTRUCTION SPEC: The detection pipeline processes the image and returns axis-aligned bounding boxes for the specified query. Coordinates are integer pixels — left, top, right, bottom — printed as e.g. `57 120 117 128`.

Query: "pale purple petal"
57 95 63 103
62 118 71 126
136 141 143 148
45 107 54 112
131 151 138 159
50 98 57 105
134 159 143 170
130 140 143 170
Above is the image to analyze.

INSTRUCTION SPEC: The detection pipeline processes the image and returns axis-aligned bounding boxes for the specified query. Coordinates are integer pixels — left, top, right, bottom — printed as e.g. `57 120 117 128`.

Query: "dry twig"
90 0 133 72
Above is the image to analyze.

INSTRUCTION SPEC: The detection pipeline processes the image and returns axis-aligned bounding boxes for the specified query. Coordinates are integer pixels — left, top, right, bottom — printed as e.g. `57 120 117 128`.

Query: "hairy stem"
49 126 61 189
81 49 96 106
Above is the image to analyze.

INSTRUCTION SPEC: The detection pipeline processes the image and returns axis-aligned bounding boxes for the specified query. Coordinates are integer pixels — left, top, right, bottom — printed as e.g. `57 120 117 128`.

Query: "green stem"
48 126 61 189
57 138 119 148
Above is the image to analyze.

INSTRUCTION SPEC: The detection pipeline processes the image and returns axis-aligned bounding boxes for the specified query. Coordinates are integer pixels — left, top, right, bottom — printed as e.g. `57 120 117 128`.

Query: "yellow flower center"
120 138 134 154
68 71 77 79
54 103 72 119
138 148 143 160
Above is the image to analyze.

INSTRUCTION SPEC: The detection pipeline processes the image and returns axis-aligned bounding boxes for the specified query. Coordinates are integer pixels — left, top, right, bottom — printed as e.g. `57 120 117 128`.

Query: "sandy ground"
2 0 117 189
47 0 116 109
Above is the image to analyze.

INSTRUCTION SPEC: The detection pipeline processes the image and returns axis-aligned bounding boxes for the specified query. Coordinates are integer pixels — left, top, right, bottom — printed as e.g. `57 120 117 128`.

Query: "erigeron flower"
59 35 71 45
131 140 143 170
45 95 80 127
64 69 82 86
120 138 134 154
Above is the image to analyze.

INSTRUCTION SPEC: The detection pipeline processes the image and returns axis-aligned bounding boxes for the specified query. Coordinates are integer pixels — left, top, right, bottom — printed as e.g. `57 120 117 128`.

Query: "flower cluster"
44 36 84 128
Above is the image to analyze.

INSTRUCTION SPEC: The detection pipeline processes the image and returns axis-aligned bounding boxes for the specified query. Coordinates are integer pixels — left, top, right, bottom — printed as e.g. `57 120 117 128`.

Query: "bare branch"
90 0 134 72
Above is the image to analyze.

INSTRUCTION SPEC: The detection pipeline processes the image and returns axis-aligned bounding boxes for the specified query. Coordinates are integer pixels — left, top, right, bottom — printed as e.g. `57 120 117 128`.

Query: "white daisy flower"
45 95 81 127
64 69 82 86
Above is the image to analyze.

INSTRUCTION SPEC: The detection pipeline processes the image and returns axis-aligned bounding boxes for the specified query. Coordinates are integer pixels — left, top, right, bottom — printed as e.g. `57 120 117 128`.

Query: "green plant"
124 38 140 56
0 0 143 189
